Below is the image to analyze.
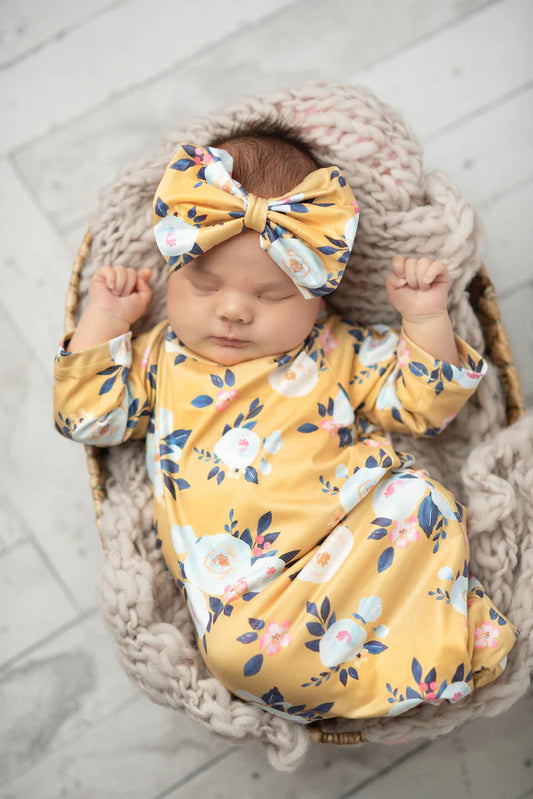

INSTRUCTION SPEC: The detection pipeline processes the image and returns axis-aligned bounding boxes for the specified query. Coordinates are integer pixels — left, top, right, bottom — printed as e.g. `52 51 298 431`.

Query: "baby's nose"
217 293 253 324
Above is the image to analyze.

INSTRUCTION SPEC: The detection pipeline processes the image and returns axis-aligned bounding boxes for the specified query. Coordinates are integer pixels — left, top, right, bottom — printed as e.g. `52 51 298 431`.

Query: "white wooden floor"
1 1 532 796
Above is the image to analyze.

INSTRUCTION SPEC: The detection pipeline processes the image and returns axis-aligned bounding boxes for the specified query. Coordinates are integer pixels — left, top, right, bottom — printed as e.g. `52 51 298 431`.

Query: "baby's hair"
209 116 321 198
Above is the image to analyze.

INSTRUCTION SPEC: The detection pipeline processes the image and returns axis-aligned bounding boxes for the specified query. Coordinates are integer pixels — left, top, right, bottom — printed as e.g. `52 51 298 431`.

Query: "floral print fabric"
152 144 359 298
54 313 517 724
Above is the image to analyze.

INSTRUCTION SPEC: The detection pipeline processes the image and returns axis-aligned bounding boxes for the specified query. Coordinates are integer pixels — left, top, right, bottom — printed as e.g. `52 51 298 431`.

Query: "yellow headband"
153 144 359 298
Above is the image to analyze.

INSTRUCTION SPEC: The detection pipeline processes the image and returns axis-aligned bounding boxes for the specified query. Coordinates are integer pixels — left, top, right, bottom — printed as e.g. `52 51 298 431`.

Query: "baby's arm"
67 265 152 351
54 265 157 446
386 257 460 366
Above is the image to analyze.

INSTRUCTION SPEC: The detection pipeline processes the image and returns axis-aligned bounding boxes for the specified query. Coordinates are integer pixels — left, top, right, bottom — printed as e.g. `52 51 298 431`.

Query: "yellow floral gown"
54 312 517 724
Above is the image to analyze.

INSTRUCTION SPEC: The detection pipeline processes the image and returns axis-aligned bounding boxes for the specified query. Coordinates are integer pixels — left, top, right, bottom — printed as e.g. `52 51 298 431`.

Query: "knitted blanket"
77 82 532 771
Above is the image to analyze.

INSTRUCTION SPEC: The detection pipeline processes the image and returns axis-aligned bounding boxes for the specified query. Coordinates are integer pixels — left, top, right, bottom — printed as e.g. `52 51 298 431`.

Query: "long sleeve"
53 321 167 446
325 316 487 438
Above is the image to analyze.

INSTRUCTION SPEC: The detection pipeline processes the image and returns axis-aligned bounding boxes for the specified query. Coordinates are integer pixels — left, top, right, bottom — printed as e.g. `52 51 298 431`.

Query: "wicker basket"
65 230 525 746
59 83 531 764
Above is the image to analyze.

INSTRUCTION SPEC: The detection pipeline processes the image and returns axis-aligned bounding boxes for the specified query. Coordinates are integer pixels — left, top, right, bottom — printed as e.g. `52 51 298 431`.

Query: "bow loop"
153 143 359 297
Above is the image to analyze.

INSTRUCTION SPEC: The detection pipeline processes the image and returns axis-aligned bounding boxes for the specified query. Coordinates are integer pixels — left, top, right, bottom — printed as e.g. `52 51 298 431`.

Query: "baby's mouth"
211 336 249 348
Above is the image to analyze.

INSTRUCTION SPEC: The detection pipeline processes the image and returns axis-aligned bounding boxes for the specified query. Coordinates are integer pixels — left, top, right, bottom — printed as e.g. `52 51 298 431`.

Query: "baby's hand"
386 256 450 323
88 265 152 325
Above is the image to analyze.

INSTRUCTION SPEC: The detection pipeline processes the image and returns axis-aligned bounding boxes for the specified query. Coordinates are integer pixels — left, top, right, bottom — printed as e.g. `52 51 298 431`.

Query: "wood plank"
11 0 492 232
0 0 118 67
0 0 296 154
350 0 532 138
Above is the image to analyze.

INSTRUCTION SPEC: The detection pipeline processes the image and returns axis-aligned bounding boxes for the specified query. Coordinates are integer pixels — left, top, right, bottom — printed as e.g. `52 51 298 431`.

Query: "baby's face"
166 231 323 366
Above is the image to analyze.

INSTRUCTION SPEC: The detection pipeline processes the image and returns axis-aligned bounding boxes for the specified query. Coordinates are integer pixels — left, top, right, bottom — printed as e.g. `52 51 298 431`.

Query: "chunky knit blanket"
76 82 532 771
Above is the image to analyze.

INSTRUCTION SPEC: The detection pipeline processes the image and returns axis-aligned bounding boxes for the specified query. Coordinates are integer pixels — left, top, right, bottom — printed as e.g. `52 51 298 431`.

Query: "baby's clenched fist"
89 265 152 325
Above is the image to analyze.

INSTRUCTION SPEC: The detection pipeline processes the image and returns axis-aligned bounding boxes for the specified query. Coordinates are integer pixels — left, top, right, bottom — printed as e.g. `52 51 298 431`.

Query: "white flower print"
263 430 283 455
71 393 129 446
340 467 387 512
357 596 383 623
267 237 327 292
170 525 284 598
358 326 399 366
319 619 366 668
386 697 424 717
450 575 468 616
375 367 402 411
185 582 210 637
372 471 428 519
154 214 199 257
268 352 319 397
109 333 132 367
440 682 472 703
297 525 353 584
214 427 260 469
344 210 359 250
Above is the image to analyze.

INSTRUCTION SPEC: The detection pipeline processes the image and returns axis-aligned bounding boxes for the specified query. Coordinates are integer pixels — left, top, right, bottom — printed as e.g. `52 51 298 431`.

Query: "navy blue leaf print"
306 601 319 618
442 362 453 381
368 529 387 540
240 528 253 548
209 596 223 613
245 467 258 484
171 157 195 171
373 517 392 526
154 197 169 217
348 667 359 679
216 471 224 485
364 641 387 654
408 361 428 377
317 403 326 417
279 549 300 564
288 203 309 213
224 605 233 617
249 618 265 630
242 592 258 601
391 406 403 423
306 622 325 636
314 702 335 714
163 473 176 500
453 662 465 683
320 596 330 621
174 354 186 366
365 455 378 468
211 374 224 388
166 429 191 447
412 658 423 683
176 478 190 490
225 369 235 386
187 206 197 219
406 686 421 699
243 654 263 677
237 632 258 644
128 398 139 417
377 547 394 573
304 640 320 652
317 246 337 256
325 236 346 248
418 495 440 537
257 512 272 534
339 669 348 686
207 466 219 480
99 376 117 396
327 397 335 415
297 423 319 433
425 667 436 685
160 458 179 473
327 612 337 628
191 395 213 408
382 456 393 468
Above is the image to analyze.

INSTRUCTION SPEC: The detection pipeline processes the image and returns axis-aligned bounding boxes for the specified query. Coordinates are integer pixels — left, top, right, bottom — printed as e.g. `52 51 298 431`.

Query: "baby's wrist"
85 304 132 335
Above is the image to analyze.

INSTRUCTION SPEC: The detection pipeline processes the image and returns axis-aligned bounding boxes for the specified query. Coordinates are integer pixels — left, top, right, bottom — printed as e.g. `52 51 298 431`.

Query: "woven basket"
61 83 532 768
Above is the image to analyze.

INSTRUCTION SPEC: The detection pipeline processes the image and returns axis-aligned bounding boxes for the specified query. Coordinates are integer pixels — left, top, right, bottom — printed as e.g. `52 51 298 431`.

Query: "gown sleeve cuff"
54 331 133 378
399 329 487 391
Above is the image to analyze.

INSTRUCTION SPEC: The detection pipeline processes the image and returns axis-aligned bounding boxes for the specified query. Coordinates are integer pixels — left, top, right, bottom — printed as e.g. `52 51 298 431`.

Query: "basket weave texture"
64 82 532 771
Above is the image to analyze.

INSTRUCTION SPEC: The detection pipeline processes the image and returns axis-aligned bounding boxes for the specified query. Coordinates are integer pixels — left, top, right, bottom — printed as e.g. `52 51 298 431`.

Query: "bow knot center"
243 194 268 233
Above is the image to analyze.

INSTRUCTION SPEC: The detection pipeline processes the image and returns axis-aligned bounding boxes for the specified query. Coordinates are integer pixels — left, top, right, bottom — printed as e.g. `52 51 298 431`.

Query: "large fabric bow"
152 143 359 298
